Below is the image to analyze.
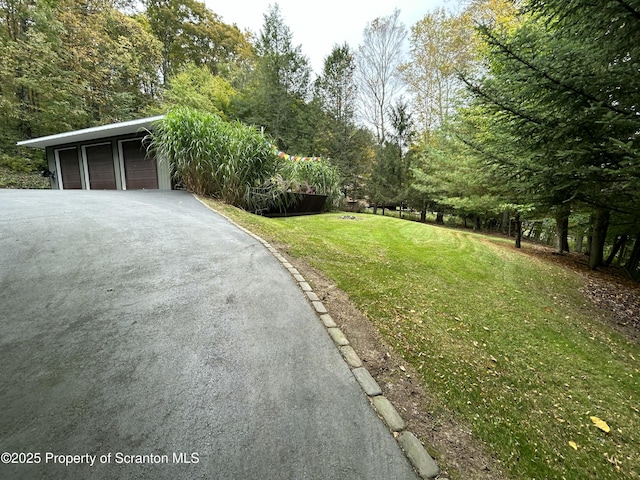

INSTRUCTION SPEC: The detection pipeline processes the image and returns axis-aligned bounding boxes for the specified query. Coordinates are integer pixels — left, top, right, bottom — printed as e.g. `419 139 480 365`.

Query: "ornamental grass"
151 108 342 212
150 108 278 209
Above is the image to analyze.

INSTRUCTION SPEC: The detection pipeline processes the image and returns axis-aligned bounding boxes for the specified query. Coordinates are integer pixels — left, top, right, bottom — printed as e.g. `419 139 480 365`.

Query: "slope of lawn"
204 200 640 480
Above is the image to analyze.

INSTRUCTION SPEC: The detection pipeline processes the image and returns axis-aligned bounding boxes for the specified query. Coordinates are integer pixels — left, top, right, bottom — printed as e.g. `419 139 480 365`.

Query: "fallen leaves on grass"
582 278 640 331
590 416 611 433
604 452 622 472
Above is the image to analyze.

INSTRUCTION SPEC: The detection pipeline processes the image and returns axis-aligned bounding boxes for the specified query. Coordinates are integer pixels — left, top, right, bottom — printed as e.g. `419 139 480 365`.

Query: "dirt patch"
272 242 510 480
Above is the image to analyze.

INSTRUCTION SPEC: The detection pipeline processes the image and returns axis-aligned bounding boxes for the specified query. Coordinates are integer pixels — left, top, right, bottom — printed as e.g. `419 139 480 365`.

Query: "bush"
0 165 49 189
150 108 278 208
0 153 46 173
0 154 49 189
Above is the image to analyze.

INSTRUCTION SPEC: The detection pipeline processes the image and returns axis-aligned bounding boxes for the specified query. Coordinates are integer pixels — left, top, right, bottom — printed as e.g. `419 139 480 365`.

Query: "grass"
280 156 343 209
150 108 278 207
204 200 640 480
150 108 342 211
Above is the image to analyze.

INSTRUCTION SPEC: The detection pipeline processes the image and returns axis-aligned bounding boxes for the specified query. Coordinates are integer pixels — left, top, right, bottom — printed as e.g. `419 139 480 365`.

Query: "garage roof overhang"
16 115 165 149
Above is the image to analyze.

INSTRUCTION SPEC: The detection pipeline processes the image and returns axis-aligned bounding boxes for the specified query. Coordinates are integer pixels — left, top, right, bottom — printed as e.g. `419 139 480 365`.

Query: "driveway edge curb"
194 196 440 480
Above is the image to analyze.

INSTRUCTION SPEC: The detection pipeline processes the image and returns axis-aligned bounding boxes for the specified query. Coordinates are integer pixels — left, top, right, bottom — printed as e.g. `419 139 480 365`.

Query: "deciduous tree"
355 9 406 145
1 0 163 163
144 0 251 84
156 64 236 117
401 7 477 134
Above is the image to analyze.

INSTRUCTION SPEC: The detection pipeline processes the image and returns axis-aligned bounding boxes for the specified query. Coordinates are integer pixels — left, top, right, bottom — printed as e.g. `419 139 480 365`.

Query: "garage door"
85 144 117 190
57 148 82 189
121 140 158 189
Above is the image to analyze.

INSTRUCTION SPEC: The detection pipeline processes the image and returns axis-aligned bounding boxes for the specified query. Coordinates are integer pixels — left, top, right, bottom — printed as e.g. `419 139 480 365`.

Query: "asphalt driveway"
0 190 418 479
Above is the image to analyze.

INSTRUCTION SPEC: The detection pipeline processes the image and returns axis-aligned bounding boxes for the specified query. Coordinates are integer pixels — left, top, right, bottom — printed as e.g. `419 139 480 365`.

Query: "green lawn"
205 200 640 480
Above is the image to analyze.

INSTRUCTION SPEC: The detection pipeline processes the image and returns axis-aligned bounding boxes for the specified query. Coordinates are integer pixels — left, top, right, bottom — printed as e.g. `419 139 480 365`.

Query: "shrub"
0 165 49 189
1 153 46 173
0 154 49 189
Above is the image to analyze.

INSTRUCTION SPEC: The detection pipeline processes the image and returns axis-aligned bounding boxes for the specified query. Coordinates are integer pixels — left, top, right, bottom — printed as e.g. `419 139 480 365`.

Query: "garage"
56 147 83 190
17 116 171 191
85 143 117 189
120 138 158 189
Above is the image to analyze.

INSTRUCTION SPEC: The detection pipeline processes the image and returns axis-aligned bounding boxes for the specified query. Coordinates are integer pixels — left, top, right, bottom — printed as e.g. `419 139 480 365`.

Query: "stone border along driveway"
196 197 440 480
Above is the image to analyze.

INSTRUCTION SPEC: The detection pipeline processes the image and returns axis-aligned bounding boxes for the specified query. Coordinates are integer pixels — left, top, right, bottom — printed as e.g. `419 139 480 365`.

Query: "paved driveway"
0 190 418 479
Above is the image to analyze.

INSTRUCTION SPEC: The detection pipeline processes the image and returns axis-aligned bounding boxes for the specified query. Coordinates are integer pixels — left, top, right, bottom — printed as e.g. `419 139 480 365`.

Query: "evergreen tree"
367 100 414 209
314 43 365 195
462 0 640 269
235 3 312 151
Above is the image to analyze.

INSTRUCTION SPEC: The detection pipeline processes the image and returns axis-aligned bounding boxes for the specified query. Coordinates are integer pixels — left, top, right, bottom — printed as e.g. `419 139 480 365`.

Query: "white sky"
205 0 456 75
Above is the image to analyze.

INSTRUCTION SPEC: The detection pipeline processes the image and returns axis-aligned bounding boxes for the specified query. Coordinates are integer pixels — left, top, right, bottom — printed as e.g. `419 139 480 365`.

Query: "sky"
205 0 454 75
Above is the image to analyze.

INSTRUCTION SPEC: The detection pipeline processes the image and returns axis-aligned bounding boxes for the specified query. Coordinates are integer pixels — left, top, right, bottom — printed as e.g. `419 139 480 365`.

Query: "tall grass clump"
280 158 343 209
247 158 343 214
150 108 278 208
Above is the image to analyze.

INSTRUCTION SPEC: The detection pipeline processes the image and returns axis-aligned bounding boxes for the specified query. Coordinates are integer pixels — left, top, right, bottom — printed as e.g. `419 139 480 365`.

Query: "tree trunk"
373 204 378 215
420 199 427 222
585 212 594 256
555 204 570 254
514 212 522 249
617 241 628 266
605 235 627 266
502 210 510 235
546 235 554 246
575 235 583 253
436 212 444 224
588 207 610 270
624 233 640 280
532 222 542 241
474 216 482 231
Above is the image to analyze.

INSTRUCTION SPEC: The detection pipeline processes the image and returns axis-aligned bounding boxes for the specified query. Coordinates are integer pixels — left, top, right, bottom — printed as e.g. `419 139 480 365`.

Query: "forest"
2 0 639 278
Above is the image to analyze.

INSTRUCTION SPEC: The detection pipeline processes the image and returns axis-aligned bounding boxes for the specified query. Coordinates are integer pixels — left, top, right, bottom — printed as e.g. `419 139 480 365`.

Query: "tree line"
429 0 640 276
366 0 640 278
1 0 368 182
2 0 639 277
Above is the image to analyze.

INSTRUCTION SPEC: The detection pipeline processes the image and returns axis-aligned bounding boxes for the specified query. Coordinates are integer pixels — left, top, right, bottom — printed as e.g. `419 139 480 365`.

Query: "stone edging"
195 198 440 480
